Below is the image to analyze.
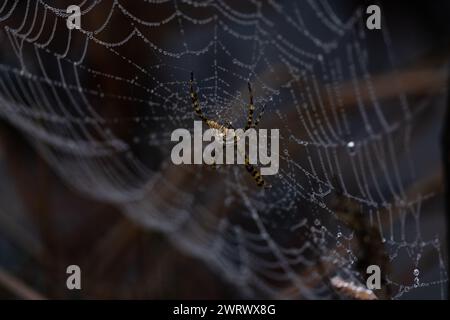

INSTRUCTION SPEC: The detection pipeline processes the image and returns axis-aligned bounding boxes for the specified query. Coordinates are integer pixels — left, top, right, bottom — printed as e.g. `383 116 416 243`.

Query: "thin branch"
0 266 46 300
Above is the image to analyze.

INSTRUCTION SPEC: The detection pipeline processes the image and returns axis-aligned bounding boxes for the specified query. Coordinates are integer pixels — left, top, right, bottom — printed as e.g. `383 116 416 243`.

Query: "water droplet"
337 232 342 238
413 269 420 276
346 141 356 155
314 219 321 226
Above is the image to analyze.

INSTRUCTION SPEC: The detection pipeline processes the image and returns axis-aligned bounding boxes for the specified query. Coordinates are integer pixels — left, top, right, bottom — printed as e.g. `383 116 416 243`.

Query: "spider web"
0 0 448 299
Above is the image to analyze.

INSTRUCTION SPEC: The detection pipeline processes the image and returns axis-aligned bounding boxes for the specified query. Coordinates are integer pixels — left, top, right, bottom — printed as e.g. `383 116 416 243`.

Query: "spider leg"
226 121 234 129
234 135 269 188
252 103 266 129
244 82 255 131
244 155 270 188
190 72 208 123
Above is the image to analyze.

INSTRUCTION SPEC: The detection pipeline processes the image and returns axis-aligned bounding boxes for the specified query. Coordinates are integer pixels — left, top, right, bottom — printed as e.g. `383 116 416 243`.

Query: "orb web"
0 0 447 299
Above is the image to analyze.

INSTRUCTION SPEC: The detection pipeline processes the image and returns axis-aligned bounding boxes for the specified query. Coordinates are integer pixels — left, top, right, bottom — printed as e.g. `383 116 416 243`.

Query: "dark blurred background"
0 0 449 299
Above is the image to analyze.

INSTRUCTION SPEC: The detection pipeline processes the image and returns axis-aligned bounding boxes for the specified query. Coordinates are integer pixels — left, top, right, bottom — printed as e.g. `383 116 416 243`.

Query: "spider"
189 72 270 188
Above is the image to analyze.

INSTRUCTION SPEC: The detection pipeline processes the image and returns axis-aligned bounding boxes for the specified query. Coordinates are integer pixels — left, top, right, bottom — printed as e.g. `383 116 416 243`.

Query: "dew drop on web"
346 141 356 156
